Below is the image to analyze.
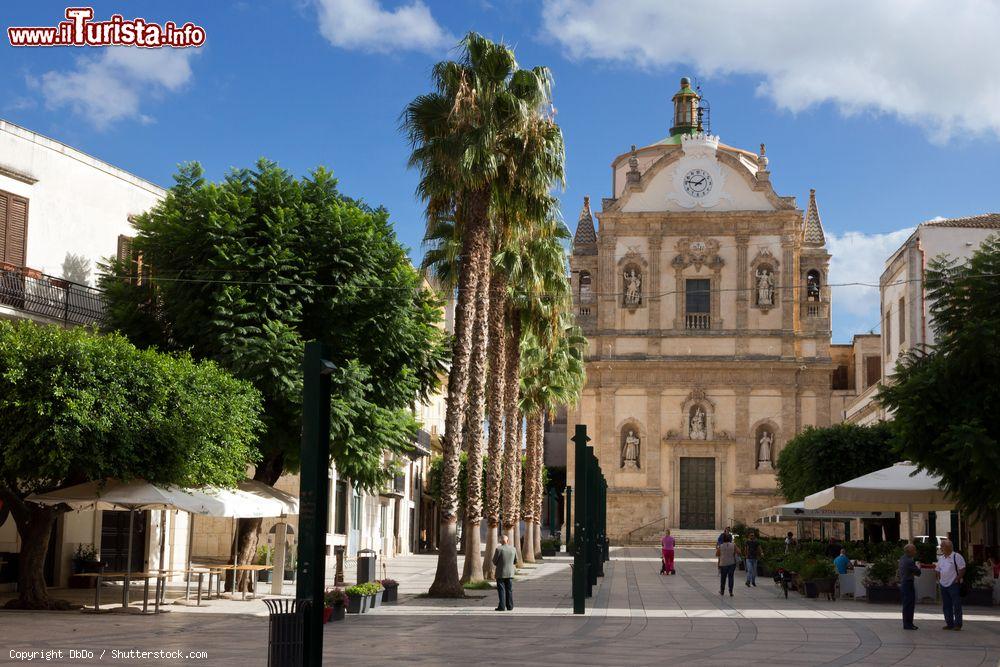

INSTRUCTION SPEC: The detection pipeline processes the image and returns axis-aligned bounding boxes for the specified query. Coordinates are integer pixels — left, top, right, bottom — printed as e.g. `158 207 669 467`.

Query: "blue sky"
3 1 999 342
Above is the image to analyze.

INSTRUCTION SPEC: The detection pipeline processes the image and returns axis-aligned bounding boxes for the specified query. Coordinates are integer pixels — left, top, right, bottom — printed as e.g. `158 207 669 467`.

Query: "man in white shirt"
935 539 966 630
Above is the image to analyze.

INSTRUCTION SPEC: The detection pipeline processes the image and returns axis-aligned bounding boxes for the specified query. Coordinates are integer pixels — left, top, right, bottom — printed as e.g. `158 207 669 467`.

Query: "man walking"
492 534 517 611
744 531 762 587
899 543 921 630
661 529 676 575
936 539 966 631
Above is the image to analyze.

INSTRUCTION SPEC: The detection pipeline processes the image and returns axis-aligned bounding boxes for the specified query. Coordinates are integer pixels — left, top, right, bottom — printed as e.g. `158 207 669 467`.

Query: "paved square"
2 547 999 666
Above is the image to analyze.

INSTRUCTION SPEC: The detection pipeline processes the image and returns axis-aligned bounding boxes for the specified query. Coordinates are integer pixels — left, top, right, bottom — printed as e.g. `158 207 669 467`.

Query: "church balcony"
685 313 711 330
803 301 828 319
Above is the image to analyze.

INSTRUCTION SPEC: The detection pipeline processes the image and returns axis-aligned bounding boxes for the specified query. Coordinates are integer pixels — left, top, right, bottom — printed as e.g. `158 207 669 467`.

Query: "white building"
0 119 166 590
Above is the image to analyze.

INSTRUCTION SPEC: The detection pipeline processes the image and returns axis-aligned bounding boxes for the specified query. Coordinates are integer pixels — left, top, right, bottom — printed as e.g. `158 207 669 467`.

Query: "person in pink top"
661 529 676 575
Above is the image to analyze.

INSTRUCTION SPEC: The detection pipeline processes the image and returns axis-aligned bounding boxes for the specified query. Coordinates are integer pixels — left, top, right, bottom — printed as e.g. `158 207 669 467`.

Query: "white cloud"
826 228 915 332
314 0 453 54
541 0 1000 141
31 48 197 130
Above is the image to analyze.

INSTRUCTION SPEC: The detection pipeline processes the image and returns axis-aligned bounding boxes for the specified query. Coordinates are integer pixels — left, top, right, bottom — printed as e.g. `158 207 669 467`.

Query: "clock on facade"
683 168 713 198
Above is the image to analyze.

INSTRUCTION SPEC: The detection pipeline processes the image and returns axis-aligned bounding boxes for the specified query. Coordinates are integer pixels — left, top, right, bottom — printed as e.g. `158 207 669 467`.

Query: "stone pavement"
1 547 999 666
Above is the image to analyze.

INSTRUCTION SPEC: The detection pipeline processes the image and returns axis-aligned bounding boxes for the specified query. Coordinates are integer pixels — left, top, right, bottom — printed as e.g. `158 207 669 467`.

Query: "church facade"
566 78 834 540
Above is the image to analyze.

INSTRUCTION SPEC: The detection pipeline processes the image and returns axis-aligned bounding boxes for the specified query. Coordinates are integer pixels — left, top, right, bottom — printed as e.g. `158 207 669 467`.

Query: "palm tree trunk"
429 193 490 598
500 315 522 563
482 272 507 580
460 247 491 584
521 412 539 563
513 410 525 567
532 412 545 559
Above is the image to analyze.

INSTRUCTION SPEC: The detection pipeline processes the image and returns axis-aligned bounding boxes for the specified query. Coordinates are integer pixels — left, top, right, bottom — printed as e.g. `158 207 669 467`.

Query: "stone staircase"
627 528 718 549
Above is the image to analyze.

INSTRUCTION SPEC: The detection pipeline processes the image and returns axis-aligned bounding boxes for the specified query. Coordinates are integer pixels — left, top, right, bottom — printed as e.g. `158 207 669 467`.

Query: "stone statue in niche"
622 430 640 469
755 268 774 307
757 430 773 469
689 408 706 440
623 268 642 306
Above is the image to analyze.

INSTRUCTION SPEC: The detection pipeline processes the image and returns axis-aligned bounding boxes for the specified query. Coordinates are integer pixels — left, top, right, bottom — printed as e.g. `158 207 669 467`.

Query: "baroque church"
566 78 833 539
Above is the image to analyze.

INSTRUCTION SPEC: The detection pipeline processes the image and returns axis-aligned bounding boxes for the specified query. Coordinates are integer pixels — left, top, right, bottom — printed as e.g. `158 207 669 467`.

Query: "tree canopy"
878 236 1000 517
775 422 898 502
100 160 449 490
0 320 261 497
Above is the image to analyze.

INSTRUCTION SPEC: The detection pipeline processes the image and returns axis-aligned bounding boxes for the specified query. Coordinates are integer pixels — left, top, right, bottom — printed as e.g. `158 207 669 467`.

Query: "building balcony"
803 300 828 318
0 263 103 326
685 312 711 330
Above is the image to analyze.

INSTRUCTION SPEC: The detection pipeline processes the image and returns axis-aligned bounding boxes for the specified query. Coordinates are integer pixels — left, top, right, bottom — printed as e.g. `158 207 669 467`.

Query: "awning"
757 501 886 524
803 462 955 513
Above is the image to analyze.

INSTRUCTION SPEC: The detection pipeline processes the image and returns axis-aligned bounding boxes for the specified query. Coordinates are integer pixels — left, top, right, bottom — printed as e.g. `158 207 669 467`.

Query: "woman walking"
661 529 676 575
716 533 741 597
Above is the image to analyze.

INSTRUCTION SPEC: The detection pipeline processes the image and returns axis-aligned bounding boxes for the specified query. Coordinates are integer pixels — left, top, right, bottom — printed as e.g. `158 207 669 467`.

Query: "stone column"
736 233 749 355
673 266 684 330
781 233 796 358
645 387 661 489
647 236 662 354
598 233 616 331
735 386 751 473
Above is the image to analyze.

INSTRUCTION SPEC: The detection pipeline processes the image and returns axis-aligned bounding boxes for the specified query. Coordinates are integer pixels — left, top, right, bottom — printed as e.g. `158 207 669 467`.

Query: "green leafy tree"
0 321 261 609
100 160 448 583
878 236 1000 517
776 423 898 502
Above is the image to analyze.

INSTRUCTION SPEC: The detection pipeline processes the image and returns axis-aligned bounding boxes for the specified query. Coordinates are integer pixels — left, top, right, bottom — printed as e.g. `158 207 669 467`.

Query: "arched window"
579 271 592 299
806 270 821 302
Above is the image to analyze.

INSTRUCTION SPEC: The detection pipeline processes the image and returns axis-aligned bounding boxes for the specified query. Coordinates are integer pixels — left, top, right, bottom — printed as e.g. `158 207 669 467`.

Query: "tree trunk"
534 522 542 560
230 451 284 592
532 411 545 560
500 315 522 565
429 193 490 598
0 489 67 610
521 412 539 563
481 269 507 580
461 245 491 584
513 410 525 567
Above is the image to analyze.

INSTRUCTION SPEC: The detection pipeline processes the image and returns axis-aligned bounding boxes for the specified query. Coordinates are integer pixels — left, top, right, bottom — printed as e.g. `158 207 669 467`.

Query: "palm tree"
520 320 587 559
403 32 562 597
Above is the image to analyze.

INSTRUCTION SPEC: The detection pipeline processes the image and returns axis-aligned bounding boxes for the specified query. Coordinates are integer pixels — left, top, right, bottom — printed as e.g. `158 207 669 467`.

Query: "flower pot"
331 602 345 621
804 581 819 598
866 585 901 603
258 570 271 583
283 570 294 581
371 590 383 608
346 593 368 614
964 588 993 606
382 584 398 603
322 607 333 624
541 548 557 557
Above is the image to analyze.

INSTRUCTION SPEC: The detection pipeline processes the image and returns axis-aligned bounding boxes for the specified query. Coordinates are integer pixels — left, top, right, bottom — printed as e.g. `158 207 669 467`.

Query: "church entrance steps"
626 528 720 547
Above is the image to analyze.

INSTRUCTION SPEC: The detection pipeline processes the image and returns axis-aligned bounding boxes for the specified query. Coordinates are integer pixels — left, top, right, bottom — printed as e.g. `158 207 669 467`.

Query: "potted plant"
323 588 346 622
864 557 901 603
961 562 994 606
380 578 399 603
369 581 384 608
256 545 272 583
540 538 560 558
284 546 296 581
800 559 837 599
345 584 370 614
71 544 100 575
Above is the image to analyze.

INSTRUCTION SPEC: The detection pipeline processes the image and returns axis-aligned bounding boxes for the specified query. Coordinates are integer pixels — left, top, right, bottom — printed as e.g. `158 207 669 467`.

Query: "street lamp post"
297 341 336 667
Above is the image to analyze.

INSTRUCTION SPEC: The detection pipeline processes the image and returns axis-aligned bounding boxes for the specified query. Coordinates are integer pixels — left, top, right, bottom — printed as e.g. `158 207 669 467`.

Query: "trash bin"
357 548 377 584
264 598 310 667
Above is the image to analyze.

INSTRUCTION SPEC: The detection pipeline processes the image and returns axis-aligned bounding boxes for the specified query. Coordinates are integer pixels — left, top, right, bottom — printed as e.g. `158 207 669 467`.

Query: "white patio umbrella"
803 462 956 542
27 479 294 602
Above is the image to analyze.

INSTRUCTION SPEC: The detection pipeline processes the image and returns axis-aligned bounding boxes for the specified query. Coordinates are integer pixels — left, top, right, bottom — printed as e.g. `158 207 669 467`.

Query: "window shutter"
1 191 29 267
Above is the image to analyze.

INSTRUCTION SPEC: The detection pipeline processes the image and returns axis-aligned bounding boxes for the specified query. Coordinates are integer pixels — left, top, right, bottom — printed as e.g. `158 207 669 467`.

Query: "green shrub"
914 541 937 565
864 557 899 587
965 562 988 589
540 538 560 551
345 582 382 596
800 558 836 581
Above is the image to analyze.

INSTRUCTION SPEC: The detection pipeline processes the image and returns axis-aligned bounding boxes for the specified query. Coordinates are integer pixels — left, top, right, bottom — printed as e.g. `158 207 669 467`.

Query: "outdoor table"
218 564 273 600
77 571 166 614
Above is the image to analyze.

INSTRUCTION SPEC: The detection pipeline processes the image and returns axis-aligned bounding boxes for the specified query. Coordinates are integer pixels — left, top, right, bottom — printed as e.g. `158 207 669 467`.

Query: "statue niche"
680 388 715 440
621 426 641 469
749 248 779 313
755 424 776 470
688 405 707 440
622 265 642 307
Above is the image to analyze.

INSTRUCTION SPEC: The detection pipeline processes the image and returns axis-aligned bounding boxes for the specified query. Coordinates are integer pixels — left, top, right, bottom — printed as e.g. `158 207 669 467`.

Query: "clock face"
683 168 713 198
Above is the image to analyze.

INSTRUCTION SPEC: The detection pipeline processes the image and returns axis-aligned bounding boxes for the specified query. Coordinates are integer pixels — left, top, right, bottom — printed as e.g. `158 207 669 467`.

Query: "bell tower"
670 77 701 136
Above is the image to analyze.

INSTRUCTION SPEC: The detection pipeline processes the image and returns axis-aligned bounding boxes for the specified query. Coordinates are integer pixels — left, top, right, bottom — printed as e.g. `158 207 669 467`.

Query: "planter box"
371 590 383 608
804 577 836 600
541 548 557 557
346 593 369 614
323 603 346 623
382 584 398 603
866 585 901 603
257 570 271 583
322 607 333 624
964 588 993 606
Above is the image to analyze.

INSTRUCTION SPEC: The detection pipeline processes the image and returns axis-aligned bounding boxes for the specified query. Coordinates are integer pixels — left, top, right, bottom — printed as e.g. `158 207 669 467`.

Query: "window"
884 311 891 357
898 297 906 344
351 486 362 531
0 189 29 266
806 270 821 302
335 480 347 535
865 355 882 388
831 365 849 390
579 271 592 295
685 279 710 313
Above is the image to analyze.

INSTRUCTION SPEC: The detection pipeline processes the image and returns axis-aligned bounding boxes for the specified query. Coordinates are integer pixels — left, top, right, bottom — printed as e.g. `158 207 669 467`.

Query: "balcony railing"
685 312 711 330
803 301 828 318
0 264 104 325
